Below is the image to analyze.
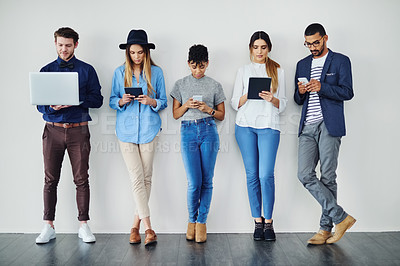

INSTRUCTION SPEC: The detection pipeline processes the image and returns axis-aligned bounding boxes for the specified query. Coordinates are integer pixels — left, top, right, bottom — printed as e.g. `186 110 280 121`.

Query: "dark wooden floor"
0 232 399 265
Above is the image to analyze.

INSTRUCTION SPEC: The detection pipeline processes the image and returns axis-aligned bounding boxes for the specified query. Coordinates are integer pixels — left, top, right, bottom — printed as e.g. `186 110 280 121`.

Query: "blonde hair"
249 31 280 94
124 45 156 96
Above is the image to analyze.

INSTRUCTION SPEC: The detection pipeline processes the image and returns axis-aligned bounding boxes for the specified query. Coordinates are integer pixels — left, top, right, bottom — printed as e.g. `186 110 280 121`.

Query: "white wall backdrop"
1 0 399 233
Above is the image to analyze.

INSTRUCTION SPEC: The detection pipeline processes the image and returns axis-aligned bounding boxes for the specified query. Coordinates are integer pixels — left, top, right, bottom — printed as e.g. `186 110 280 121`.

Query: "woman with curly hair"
170 44 225 243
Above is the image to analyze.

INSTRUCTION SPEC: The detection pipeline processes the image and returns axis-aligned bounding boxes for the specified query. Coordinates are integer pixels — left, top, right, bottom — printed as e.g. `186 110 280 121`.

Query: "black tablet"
124 87 143 97
247 77 271 100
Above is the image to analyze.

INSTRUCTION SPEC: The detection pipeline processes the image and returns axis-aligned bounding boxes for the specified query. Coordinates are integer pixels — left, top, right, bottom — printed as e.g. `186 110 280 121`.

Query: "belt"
47 122 88 128
181 117 214 125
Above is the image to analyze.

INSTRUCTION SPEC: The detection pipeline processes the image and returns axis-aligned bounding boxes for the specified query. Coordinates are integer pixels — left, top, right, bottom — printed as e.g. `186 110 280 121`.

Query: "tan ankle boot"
307 229 332 245
195 223 207 243
326 215 356 244
129 227 141 244
186 223 196 241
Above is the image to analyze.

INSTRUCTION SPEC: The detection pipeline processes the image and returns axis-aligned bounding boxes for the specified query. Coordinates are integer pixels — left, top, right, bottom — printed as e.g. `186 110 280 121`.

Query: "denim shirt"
109 65 167 144
37 56 103 123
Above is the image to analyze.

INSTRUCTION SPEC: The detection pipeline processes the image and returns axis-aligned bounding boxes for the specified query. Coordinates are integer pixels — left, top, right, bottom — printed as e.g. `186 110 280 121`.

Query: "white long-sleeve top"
231 62 287 130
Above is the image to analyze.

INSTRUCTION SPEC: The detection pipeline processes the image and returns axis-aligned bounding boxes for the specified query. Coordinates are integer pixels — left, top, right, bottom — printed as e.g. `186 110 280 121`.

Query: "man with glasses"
294 23 355 245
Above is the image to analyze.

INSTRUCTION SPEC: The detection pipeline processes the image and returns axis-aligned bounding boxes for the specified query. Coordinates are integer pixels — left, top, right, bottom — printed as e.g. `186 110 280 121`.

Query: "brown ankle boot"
186 222 196 241
129 228 141 244
144 229 157 246
307 229 332 245
326 215 356 244
195 223 207 243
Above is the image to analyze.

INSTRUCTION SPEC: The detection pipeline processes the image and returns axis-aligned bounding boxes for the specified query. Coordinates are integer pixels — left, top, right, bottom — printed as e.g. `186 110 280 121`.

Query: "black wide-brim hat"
119 29 155 50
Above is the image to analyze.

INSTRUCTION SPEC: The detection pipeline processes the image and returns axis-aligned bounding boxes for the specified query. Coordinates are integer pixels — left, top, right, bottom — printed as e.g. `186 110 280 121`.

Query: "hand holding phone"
297 77 309 85
192 95 203 102
297 77 310 95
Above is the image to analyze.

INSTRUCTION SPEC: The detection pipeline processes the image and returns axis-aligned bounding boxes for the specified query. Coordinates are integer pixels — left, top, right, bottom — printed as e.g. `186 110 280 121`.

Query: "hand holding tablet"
247 77 272 100
124 87 143 97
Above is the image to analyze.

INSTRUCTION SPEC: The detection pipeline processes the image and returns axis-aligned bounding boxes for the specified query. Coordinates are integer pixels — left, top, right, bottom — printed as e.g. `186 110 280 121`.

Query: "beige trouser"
119 137 157 219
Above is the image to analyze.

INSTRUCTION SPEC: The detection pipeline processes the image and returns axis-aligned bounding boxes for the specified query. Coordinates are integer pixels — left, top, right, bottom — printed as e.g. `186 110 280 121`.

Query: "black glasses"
304 36 324 48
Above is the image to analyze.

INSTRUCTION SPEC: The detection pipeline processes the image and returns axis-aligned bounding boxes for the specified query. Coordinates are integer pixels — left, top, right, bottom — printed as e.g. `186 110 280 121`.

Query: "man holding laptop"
294 23 355 245
35 27 103 244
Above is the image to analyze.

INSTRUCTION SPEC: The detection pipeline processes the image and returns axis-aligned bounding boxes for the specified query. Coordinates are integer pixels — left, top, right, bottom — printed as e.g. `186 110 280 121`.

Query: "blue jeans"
181 117 220 224
235 125 280 220
298 121 347 231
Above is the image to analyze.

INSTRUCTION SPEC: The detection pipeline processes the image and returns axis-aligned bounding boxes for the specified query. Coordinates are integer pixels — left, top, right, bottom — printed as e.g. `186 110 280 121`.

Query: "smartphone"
298 77 309 85
124 87 142 97
192 95 203 102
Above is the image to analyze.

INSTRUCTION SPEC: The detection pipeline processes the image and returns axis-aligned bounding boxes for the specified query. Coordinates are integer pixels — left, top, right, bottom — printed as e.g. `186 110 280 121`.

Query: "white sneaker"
78 223 96 243
36 224 56 244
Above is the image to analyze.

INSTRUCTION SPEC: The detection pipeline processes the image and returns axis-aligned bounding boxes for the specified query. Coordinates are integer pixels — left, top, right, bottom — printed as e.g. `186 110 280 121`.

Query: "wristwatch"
210 109 216 116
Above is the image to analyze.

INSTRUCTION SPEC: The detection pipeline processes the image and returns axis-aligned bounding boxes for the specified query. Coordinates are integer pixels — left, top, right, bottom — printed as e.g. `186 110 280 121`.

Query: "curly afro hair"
188 44 208 66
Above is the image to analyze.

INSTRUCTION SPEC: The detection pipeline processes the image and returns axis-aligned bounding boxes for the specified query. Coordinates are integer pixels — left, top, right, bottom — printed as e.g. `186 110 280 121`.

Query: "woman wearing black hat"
109 29 167 246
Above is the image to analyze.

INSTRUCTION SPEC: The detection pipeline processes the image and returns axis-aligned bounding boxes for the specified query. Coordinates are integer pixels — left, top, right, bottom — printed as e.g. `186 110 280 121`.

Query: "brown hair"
124 45 156 96
249 31 280 94
54 27 79 44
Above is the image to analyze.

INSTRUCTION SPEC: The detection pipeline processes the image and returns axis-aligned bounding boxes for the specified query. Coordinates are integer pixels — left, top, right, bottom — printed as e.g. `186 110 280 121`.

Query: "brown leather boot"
129 227 141 244
326 215 356 244
144 229 157 246
307 229 333 245
186 222 196 241
195 223 207 243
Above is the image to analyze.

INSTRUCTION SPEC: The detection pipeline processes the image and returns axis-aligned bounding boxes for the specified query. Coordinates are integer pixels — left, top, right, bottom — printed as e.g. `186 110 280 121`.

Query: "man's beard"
311 42 325 57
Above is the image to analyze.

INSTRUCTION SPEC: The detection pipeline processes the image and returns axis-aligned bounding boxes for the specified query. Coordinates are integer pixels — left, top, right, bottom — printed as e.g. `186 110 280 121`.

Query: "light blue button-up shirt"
109 64 167 144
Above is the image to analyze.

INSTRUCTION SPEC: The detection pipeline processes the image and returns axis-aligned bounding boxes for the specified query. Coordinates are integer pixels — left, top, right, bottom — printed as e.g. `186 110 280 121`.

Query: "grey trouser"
298 121 347 231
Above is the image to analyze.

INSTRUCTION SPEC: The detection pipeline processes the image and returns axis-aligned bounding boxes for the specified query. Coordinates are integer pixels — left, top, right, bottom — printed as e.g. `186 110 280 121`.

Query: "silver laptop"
29 72 80 105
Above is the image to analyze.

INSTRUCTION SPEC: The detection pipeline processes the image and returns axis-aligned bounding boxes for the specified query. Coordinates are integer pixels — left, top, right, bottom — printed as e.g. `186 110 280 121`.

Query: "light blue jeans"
181 117 220 224
235 125 280 220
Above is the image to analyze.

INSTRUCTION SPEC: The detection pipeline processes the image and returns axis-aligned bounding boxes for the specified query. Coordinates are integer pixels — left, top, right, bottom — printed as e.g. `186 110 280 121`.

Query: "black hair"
304 23 326 37
54 27 79 44
188 44 208 66
249 31 272 52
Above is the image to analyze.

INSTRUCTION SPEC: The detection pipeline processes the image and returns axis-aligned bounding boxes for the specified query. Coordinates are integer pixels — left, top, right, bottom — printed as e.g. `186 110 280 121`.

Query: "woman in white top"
231 31 287 241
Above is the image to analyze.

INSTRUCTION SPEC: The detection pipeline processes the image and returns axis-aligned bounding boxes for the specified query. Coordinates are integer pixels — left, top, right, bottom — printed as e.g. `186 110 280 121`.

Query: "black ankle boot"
264 220 276 241
253 217 265 241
